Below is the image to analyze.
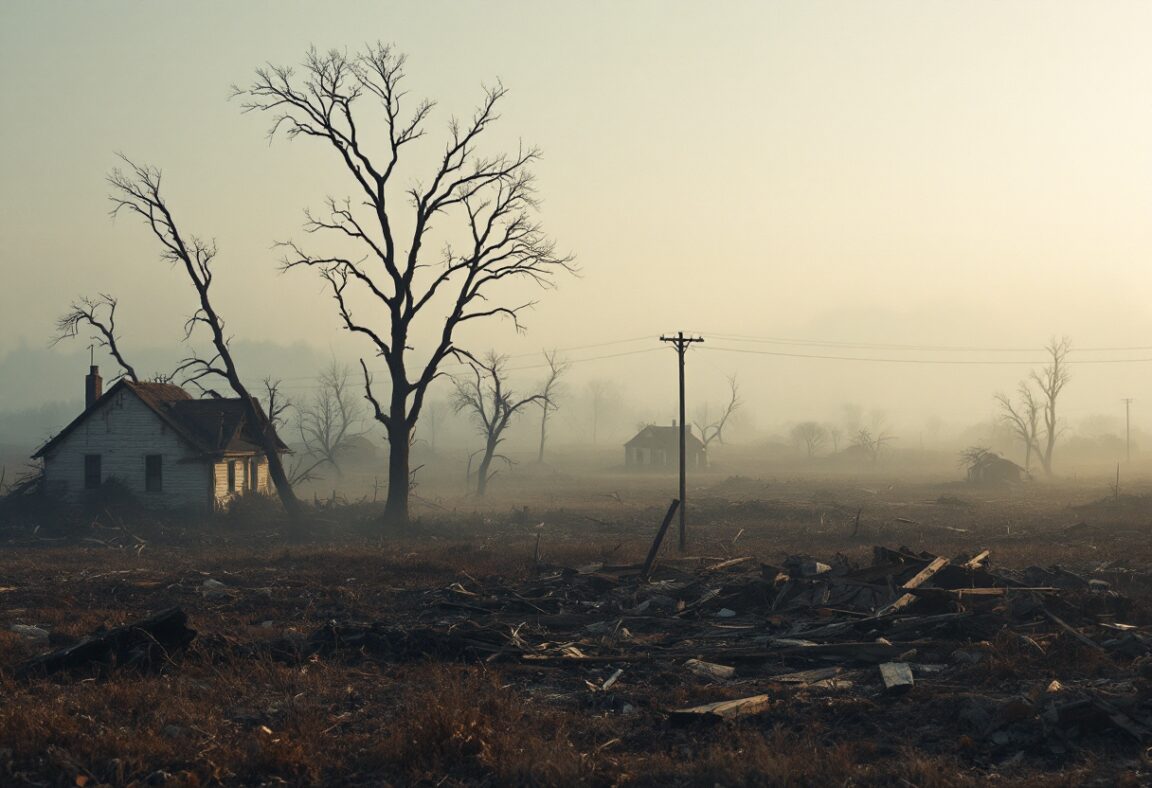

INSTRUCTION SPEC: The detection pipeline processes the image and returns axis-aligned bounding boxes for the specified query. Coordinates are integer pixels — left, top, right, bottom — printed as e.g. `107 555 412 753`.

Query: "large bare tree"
1033 337 1071 476
995 337 1070 477
237 45 573 524
453 352 544 496
108 159 303 517
52 294 139 383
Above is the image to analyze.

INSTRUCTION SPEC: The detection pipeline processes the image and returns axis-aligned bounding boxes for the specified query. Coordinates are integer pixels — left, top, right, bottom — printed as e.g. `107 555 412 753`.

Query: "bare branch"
52 293 139 382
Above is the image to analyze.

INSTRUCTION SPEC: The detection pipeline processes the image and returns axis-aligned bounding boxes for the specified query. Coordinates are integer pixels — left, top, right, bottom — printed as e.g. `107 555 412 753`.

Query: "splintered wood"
876 556 949 616
671 694 771 721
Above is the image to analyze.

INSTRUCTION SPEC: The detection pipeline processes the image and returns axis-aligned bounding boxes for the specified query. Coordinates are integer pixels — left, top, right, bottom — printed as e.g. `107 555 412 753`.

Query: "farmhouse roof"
972 452 1024 472
33 379 288 459
624 424 705 451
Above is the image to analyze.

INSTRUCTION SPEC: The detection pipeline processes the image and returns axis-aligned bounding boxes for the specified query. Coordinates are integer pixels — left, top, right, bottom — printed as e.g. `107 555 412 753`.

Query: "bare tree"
297 359 368 477
851 428 895 463
236 46 574 525
1033 337 1071 476
827 425 843 453
995 337 1070 477
536 350 569 462
694 374 741 450
790 421 827 457
995 383 1040 472
108 158 302 516
52 294 139 382
453 352 544 496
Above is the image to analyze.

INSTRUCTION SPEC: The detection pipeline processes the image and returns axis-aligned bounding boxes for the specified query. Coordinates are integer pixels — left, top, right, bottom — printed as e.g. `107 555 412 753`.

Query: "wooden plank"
876 557 949 616
879 662 914 692
907 587 1058 598
767 666 843 684
704 556 755 572
962 550 991 570
1043 608 1106 652
1092 697 1152 741
670 694 770 721
684 658 736 679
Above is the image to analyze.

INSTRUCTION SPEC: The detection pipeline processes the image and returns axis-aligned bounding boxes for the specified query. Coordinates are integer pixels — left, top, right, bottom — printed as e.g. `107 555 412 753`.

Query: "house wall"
211 455 272 509
625 444 706 468
42 389 211 508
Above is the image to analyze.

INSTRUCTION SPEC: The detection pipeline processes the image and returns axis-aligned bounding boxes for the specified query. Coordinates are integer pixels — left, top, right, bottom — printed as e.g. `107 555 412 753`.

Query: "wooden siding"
211 455 272 509
41 389 212 508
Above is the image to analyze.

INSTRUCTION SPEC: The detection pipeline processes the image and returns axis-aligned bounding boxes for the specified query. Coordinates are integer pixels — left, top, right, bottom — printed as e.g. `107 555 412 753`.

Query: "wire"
503 334 654 358
700 331 1152 354
700 344 1152 366
505 346 662 371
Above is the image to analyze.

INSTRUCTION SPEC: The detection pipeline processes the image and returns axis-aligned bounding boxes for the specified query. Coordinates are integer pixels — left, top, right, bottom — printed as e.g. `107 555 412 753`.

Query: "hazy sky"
3 1 1152 435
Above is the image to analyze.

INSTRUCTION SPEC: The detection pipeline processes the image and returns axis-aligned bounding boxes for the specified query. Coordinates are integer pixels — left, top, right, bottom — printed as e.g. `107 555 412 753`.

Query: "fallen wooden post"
16 608 196 679
1043 608 1106 652
685 658 736 679
641 499 681 581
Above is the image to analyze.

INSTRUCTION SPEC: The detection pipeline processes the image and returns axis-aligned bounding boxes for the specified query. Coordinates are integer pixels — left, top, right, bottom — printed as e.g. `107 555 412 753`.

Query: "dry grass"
2 473 1152 785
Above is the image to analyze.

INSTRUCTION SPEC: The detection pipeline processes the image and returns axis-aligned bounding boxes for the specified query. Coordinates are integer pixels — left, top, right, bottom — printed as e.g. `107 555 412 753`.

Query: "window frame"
145 454 162 493
83 454 102 490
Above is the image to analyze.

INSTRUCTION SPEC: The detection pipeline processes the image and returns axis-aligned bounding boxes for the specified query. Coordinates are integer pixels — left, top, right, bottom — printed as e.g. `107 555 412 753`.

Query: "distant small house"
624 424 706 469
33 366 287 510
966 451 1025 484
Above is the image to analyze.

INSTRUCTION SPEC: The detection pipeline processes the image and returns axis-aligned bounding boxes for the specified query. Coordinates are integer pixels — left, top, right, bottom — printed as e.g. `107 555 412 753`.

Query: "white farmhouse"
33 366 286 510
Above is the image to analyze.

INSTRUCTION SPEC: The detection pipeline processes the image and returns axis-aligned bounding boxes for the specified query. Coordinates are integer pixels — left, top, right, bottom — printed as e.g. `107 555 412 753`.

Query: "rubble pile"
315 544 1152 753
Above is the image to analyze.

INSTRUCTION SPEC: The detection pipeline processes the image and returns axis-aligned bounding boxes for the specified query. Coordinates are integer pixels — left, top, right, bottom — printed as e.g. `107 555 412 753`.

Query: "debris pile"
314 544 1152 752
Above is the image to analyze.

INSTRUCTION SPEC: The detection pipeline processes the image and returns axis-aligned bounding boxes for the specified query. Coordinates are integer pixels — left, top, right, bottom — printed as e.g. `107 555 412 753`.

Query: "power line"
272 346 664 390
701 345 1152 366
701 331 1152 354
503 334 653 358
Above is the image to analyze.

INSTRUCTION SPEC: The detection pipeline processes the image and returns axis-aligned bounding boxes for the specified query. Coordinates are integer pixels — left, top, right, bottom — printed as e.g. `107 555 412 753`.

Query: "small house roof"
971 452 1024 472
624 424 705 451
33 379 287 459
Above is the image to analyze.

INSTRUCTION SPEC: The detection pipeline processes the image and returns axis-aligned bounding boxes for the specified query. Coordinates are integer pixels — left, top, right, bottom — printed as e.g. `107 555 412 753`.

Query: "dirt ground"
3 468 1152 786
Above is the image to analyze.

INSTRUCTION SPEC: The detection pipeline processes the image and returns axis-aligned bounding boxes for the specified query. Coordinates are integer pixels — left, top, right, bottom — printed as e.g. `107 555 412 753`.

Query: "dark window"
249 459 259 491
84 455 102 490
145 455 162 493
227 461 237 493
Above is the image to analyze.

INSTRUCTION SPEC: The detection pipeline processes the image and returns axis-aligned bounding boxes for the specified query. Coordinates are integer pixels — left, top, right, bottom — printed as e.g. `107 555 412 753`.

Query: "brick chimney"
85 365 102 409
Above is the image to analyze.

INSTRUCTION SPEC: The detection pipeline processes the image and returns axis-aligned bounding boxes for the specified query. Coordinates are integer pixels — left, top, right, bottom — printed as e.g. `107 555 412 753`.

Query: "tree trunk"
538 403 549 463
384 420 410 524
477 438 498 496
235 379 301 518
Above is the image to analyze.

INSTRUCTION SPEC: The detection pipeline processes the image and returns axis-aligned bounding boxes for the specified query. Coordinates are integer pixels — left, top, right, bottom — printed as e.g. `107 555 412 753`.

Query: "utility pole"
1123 398 1133 463
660 331 704 551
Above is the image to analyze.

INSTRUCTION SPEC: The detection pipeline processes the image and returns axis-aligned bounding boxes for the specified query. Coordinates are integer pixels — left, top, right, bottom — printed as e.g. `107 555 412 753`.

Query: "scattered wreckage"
14 538 1152 763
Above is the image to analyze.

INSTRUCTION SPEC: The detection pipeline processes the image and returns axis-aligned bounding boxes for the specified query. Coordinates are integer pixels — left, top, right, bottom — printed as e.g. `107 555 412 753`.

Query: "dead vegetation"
2 475 1152 785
